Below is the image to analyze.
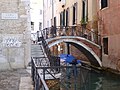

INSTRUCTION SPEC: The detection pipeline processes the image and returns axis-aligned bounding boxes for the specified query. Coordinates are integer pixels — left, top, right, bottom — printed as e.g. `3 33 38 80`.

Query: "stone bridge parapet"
46 36 102 67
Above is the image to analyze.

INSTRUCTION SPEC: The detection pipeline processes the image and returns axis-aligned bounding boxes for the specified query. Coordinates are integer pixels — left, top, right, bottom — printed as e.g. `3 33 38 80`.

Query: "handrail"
31 57 93 90
31 57 78 90
39 74 49 90
39 36 60 67
41 25 101 45
31 57 49 90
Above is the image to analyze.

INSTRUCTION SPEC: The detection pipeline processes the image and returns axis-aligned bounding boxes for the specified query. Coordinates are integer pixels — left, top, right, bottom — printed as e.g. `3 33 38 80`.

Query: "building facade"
43 0 99 61
97 0 120 71
43 0 120 72
43 0 98 29
30 0 43 41
43 0 99 44
0 0 31 70
43 0 53 28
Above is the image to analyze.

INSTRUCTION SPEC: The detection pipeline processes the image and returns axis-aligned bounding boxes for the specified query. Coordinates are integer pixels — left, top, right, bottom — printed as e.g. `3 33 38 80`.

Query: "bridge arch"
47 37 102 67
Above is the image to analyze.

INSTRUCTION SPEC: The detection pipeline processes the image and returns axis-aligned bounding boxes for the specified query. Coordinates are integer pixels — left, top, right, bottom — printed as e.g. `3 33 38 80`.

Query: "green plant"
80 17 88 24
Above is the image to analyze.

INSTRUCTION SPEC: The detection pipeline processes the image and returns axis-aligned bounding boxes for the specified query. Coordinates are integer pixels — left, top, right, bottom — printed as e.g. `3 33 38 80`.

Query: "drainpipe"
52 0 54 25
43 0 44 28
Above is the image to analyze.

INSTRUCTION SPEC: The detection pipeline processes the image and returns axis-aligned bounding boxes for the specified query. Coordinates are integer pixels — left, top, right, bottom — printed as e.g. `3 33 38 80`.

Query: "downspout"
43 0 44 28
52 0 54 25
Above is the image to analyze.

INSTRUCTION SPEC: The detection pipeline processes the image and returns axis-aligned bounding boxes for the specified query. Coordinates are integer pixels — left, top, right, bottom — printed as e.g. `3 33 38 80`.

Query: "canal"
50 65 120 90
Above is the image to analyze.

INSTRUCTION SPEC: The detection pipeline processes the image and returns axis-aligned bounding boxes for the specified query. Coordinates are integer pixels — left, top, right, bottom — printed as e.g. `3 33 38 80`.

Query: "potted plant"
80 16 88 25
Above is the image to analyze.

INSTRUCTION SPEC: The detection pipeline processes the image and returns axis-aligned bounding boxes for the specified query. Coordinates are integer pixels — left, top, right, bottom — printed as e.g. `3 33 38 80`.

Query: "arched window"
82 1 85 19
73 3 77 25
81 0 88 23
60 10 65 26
66 8 69 26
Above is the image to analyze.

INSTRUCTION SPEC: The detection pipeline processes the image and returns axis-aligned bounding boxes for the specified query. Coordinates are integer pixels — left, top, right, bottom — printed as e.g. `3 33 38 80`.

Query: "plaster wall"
97 0 120 71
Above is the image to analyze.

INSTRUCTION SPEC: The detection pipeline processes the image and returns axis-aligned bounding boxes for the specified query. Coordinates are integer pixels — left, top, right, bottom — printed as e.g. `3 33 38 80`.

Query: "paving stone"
19 77 33 90
0 69 30 90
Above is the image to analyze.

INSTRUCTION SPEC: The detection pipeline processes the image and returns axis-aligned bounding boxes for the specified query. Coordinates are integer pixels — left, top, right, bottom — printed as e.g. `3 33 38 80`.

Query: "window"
31 22 34 25
40 10 42 15
73 3 77 25
66 8 69 26
82 1 85 19
103 37 108 55
31 22 34 31
60 13 62 26
39 22 42 30
60 10 65 26
101 0 108 9
54 17 56 26
73 6 75 25
63 10 65 26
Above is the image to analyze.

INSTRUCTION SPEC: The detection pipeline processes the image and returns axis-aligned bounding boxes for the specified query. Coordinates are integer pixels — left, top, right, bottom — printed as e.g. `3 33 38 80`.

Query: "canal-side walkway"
0 68 32 90
0 43 47 90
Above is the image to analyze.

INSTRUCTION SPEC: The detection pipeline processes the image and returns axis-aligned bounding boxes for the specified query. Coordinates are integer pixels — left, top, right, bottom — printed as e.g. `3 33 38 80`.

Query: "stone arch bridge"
41 26 102 67
46 36 102 67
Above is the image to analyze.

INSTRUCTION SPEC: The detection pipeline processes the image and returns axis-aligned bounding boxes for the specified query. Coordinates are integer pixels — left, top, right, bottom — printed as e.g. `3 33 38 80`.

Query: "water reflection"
59 66 120 90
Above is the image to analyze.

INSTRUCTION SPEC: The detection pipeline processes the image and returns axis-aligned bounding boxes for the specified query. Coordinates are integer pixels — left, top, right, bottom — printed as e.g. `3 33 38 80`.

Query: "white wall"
30 0 43 39
43 0 53 28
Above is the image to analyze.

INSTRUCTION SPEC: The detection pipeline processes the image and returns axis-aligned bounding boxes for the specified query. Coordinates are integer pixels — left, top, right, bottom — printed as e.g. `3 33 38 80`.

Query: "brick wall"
71 45 89 62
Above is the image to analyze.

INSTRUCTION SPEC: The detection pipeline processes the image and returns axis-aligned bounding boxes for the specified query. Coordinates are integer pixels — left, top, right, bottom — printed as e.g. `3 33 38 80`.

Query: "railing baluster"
31 58 49 90
40 25 101 45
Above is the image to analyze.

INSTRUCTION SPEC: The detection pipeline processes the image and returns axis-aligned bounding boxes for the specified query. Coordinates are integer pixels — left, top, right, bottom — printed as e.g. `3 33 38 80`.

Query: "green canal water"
58 66 120 90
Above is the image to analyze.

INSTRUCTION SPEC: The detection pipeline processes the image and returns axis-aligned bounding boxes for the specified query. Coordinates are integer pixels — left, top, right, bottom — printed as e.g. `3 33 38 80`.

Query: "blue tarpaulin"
59 54 81 64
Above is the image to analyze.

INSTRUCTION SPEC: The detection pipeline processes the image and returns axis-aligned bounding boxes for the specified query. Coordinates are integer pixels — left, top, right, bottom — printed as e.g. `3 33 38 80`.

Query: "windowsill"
103 54 108 56
72 24 77 27
101 7 109 11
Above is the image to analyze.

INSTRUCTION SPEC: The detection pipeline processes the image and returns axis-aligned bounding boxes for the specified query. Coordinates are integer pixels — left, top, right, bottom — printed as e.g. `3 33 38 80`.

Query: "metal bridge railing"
31 29 94 90
31 36 60 90
31 57 49 90
31 57 91 90
39 36 60 67
41 25 101 45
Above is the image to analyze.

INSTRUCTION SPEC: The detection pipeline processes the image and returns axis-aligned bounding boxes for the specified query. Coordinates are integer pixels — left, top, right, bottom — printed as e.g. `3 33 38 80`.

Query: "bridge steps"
31 44 47 58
